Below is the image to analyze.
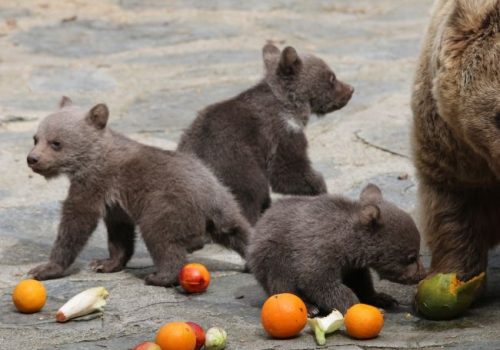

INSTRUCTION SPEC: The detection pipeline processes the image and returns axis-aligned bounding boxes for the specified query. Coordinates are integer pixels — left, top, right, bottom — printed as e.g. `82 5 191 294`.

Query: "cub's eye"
329 74 336 85
33 136 38 145
495 112 500 129
406 254 418 264
50 141 61 151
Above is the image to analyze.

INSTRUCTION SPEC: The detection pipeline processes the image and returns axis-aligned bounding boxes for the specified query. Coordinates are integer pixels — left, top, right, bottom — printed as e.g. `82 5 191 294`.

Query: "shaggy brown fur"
247 184 426 315
27 97 251 286
411 0 500 282
178 44 354 225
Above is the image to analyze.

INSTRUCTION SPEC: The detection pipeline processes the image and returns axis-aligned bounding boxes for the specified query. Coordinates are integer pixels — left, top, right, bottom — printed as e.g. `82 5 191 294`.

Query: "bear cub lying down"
27 97 251 286
248 184 426 315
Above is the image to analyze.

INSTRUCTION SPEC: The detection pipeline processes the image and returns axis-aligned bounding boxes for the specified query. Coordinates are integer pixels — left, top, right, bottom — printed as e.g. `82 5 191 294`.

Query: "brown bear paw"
144 272 178 287
28 262 65 280
364 292 398 310
305 303 321 318
89 259 125 273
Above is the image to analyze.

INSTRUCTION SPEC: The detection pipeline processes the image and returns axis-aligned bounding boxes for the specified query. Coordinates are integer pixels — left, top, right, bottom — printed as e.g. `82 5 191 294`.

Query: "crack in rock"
354 130 409 158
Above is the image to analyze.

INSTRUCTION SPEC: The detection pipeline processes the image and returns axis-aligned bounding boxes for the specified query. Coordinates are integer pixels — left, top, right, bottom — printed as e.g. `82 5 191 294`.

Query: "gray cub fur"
27 97 251 286
247 184 426 314
178 44 354 225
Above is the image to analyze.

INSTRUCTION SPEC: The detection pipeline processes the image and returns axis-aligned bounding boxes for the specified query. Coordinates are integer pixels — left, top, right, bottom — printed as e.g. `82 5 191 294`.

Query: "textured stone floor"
1 1 499 349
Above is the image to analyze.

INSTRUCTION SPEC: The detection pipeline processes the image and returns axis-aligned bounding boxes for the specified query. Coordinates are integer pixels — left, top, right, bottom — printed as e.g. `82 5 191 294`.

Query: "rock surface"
1 0 499 349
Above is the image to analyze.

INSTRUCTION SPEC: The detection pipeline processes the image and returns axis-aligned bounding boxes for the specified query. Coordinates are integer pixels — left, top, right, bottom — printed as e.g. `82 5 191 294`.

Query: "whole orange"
155 322 196 350
261 293 307 339
12 279 47 313
344 303 384 339
178 263 211 293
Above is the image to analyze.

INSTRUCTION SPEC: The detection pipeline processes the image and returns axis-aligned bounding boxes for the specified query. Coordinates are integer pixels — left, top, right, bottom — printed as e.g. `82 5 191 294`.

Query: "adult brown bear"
411 0 500 282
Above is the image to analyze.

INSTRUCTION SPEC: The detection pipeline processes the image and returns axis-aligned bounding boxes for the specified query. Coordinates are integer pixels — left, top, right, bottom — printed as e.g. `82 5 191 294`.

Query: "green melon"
415 272 485 320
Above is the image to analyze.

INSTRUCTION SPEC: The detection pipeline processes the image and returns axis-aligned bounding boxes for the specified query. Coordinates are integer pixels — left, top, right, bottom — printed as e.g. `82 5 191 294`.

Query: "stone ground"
1 0 499 349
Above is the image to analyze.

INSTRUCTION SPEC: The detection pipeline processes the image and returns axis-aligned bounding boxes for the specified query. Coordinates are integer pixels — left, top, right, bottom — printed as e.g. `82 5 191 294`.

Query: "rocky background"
1 1 499 349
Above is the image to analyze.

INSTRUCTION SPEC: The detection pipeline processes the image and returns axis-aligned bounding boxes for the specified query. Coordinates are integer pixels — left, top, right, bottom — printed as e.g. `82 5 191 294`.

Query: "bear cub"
27 97 251 286
178 43 354 225
247 184 426 314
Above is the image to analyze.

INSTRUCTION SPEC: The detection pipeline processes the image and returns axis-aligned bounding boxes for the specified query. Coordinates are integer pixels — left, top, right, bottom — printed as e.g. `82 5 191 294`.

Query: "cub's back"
117 143 227 213
251 195 357 259
177 84 281 168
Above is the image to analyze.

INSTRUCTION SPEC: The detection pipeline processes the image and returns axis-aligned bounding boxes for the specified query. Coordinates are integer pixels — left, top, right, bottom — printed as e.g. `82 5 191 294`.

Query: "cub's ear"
59 96 73 109
278 46 302 76
360 183 383 204
359 204 381 228
86 103 109 129
262 42 281 72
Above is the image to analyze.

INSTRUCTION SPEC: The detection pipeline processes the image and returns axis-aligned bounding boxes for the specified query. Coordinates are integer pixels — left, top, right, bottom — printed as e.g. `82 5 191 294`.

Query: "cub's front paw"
89 258 125 273
307 171 327 195
145 272 178 287
305 303 321 318
28 262 65 280
364 292 398 309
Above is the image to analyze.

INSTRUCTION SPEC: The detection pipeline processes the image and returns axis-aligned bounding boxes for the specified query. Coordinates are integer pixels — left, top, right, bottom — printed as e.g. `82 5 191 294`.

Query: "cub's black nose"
27 155 38 165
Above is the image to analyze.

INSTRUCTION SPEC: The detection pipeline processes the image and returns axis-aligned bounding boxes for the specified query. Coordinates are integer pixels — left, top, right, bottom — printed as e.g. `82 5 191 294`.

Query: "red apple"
186 321 206 350
132 341 161 350
178 263 211 293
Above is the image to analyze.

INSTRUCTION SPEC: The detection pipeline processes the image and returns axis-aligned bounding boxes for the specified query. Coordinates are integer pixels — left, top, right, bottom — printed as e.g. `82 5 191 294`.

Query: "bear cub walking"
248 184 426 314
27 97 251 286
178 43 354 225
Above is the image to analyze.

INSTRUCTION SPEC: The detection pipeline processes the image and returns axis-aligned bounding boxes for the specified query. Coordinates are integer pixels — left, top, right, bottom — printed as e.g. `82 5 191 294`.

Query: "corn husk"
56 287 109 322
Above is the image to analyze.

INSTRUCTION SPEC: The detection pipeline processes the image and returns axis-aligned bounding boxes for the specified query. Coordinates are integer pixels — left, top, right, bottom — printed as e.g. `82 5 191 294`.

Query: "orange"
344 303 384 339
261 293 307 339
155 322 196 350
12 279 47 313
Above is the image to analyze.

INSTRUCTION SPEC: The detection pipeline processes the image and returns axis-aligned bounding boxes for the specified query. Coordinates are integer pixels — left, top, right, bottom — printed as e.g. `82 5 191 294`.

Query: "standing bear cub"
178 44 354 225
411 0 500 282
247 184 426 314
27 97 251 286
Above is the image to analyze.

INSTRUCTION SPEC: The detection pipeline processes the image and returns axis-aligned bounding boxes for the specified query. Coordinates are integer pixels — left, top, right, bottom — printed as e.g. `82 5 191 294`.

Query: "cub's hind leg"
90 205 136 273
140 205 203 287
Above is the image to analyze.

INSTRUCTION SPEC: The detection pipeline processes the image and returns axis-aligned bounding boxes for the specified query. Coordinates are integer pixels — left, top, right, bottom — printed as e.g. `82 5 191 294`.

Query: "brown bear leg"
29 193 101 280
419 182 496 282
344 268 398 309
90 205 136 273
139 202 204 287
270 130 327 196
300 277 359 315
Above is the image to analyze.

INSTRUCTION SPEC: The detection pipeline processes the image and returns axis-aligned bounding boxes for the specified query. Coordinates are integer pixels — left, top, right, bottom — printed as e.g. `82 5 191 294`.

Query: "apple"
186 321 206 350
178 263 211 293
132 341 161 350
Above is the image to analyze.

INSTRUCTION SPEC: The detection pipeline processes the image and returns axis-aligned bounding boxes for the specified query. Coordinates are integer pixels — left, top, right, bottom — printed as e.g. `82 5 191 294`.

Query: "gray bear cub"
178 43 354 225
27 97 251 286
247 184 426 314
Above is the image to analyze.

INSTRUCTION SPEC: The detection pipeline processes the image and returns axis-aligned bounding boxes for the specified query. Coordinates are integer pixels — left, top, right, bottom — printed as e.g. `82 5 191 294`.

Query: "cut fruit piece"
307 309 344 345
415 272 485 320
